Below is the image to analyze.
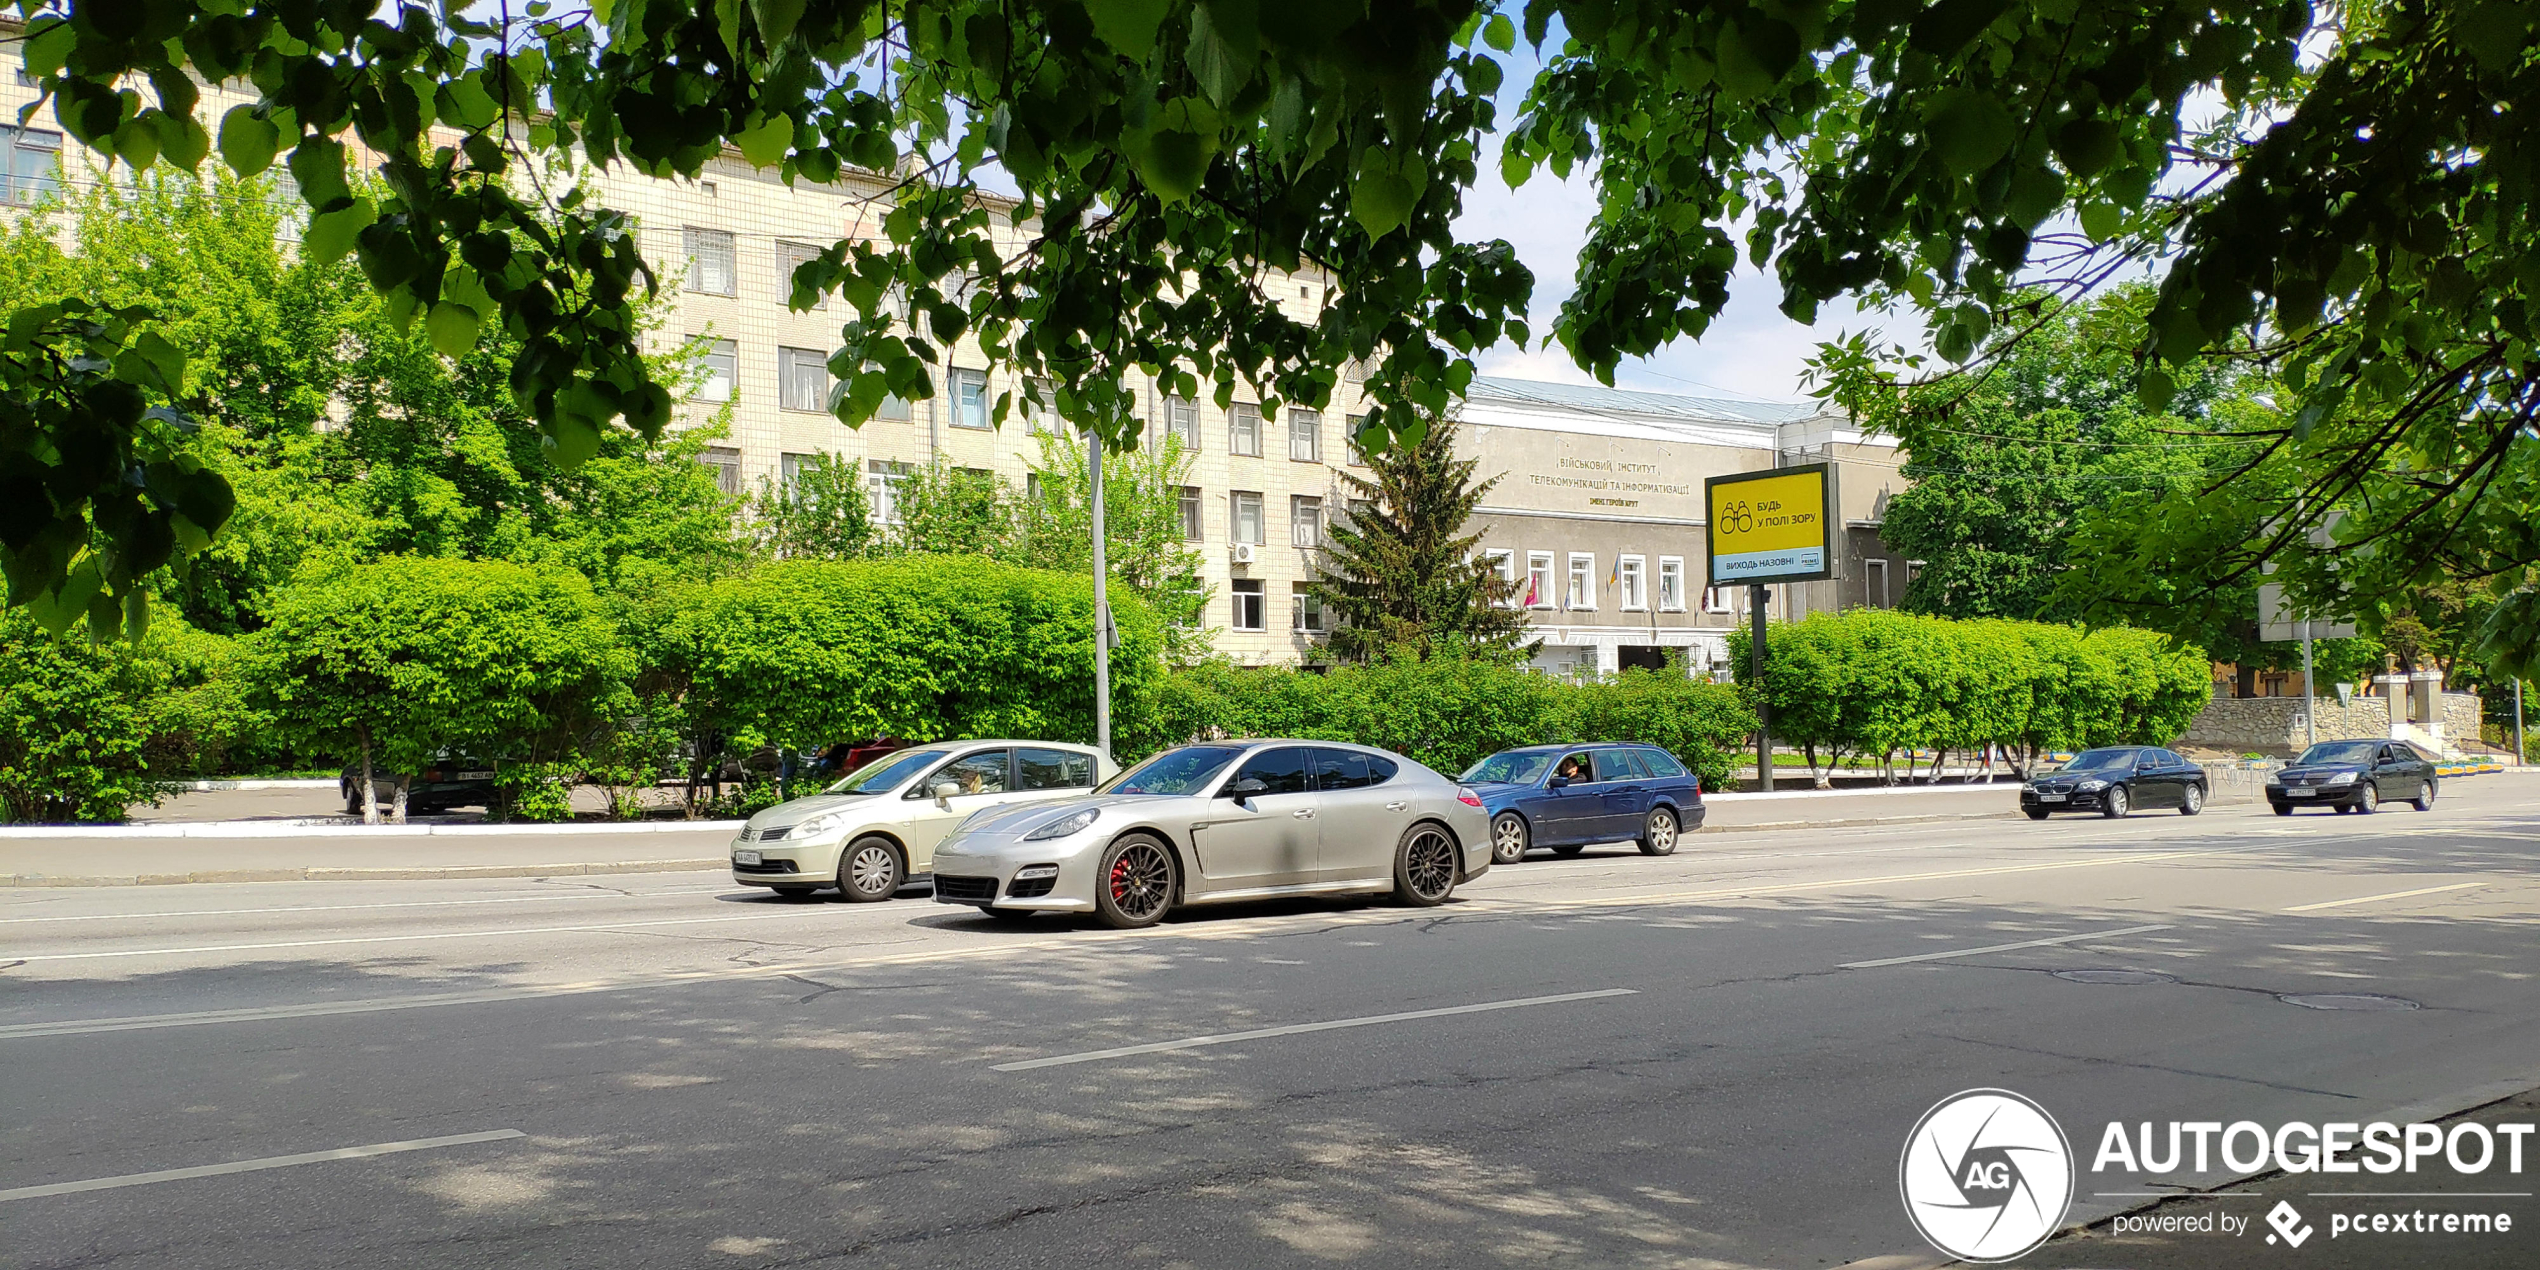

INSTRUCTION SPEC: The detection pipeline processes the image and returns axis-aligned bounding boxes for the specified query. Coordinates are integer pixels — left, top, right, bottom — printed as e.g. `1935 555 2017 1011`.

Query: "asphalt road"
3 780 2534 1269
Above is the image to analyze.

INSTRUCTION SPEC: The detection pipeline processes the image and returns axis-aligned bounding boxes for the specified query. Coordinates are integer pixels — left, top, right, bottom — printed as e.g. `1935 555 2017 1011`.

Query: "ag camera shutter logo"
1899 1089 2076 1262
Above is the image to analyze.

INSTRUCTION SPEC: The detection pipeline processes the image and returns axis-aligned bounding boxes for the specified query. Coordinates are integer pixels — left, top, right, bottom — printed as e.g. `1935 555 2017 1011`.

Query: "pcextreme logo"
1899 1089 2077 1262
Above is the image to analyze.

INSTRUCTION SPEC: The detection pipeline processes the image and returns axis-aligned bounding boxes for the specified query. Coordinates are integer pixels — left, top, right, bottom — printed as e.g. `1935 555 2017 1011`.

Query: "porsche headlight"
1024 807 1100 841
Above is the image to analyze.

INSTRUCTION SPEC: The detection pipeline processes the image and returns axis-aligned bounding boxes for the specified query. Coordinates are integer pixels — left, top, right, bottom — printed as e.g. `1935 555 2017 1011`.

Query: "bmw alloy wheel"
1638 807 1680 856
2101 786 2129 818
1490 813 1529 865
1394 825 1458 906
1095 836 1175 928
838 837 903 902
2179 783 2204 816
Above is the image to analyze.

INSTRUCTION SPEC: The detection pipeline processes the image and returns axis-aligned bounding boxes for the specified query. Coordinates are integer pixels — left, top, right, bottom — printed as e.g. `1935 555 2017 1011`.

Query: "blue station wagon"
1459 744 1707 864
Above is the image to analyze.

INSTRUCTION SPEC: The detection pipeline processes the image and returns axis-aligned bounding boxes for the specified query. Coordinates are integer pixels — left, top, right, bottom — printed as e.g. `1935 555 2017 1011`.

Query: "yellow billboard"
1706 464 1834 585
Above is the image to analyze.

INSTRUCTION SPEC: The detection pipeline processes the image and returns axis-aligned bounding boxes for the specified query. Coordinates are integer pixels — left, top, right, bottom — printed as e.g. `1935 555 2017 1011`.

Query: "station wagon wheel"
2179 783 2204 816
1490 813 1530 865
2101 786 2129 818
1393 824 1459 907
836 836 904 903
1094 835 1176 929
1637 806 1679 856
2411 781 2435 811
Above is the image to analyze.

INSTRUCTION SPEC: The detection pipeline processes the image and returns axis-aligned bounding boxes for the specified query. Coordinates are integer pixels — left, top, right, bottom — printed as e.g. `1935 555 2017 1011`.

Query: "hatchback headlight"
2324 771 2358 786
1024 807 1100 840
792 811 849 837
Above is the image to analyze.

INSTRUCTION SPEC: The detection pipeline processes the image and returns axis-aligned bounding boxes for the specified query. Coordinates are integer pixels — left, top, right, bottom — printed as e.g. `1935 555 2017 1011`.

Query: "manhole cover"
2278 992 2421 1011
2052 969 2177 985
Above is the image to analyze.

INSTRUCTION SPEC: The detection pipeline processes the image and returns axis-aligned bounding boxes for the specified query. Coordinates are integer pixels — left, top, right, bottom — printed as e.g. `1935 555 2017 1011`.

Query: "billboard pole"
1751 584 1771 793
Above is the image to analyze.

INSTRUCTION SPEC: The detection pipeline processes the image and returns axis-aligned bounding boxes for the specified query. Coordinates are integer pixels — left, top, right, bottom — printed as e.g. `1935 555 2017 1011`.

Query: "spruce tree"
1308 418 1533 663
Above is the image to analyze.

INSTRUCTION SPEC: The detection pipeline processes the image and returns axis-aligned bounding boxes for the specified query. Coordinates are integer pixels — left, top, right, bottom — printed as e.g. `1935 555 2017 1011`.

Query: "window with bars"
951 369 990 428
1228 403 1261 456
1290 496 1323 548
778 347 830 412
1179 486 1204 542
683 227 736 295
693 339 737 402
1287 408 1322 462
776 241 826 309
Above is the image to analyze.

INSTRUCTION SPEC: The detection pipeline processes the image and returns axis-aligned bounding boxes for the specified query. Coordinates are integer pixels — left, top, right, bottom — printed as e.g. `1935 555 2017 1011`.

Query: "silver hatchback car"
930 740 1491 928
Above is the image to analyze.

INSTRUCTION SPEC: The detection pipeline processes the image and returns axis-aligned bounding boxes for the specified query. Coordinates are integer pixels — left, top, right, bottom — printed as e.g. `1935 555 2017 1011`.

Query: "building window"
1866 557 1891 607
1293 583 1325 632
1231 492 1265 544
776 240 826 309
1025 376 1060 433
699 446 742 495
1345 415 1369 465
2 124 63 206
1288 408 1322 462
875 389 912 421
1179 486 1204 541
1485 550 1516 607
692 338 737 402
1291 496 1323 548
868 460 912 524
950 368 990 429
1231 580 1265 631
778 346 830 413
779 451 815 491
1619 556 1647 611
1166 395 1200 451
1527 552 1555 609
1568 553 1595 610
1703 585 1735 615
683 227 736 296
1229 403 1262 456
1658 557 1686 611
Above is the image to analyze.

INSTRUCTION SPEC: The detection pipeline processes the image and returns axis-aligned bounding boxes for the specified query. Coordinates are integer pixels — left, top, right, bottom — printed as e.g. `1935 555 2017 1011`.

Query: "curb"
1704 782 2022 803
0 858 728 887
0 819 746 840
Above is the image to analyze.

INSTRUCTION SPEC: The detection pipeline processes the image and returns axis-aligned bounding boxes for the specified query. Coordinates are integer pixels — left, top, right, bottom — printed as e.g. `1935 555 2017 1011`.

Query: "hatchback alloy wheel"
1394 825 1459 906
1490 813 1529 865
838 837 903 902
1638 807 1679 856
1095 836 1176 929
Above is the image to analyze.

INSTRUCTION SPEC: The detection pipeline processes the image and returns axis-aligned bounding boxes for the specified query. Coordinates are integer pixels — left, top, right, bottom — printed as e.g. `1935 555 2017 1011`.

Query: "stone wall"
2177 692 2484 757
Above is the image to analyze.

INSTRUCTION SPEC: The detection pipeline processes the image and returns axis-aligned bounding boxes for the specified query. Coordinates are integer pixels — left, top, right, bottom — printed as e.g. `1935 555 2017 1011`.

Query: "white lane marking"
0 912 805 962
0 889 734 924
0 1130 524 1202
1839 924 2177 970
991 988 1639 1072
2283 881 2485 912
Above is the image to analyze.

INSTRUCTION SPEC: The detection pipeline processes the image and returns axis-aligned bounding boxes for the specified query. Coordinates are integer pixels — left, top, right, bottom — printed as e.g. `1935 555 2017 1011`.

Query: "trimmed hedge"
1729 610 2211 777
1124 659 1753 789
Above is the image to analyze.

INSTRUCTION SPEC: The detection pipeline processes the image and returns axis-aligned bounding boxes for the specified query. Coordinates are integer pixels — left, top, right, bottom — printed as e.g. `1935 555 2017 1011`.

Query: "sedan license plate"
2286 788 2315 798
732 849 763 866
2038 793 2067 803
454 770 495 780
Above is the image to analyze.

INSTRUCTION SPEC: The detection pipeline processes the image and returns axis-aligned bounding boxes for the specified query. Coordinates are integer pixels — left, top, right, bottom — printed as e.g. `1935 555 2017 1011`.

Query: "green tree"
0 611 203 822
1010 428 1213 664
1308 416 1530 662
750 453 877 561
239 557 629 823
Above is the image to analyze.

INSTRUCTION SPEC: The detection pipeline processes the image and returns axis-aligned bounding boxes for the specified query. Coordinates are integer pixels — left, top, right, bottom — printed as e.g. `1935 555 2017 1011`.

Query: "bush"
1122 658 1753 789
239 557 629 821
0 613 193 822
1729 609 2212 779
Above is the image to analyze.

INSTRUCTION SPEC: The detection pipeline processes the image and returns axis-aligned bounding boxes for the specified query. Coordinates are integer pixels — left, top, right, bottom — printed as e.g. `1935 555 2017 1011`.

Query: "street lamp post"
1088 428 1112 759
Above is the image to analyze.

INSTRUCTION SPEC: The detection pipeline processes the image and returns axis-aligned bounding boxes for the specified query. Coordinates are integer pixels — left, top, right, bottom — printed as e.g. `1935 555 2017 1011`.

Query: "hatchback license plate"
2039 793 2067 803
733 849 763 866
2286 788 2315 798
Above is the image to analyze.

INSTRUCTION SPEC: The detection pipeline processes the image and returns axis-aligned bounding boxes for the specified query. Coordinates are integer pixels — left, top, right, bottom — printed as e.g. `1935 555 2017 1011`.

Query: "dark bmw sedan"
2266 739 2440 815
1459 744 1705 864
2021 747 2209 819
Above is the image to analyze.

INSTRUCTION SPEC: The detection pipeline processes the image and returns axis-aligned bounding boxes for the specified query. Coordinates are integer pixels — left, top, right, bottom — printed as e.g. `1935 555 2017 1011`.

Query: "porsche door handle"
1292 808 1316 819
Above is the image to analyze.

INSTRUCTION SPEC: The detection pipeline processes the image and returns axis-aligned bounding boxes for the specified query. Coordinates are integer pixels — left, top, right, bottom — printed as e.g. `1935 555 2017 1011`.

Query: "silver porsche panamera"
930 740 1493 928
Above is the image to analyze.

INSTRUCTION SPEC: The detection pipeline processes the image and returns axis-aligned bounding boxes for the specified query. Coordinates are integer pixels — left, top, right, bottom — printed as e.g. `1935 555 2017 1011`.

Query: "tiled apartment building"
3 58 1914 673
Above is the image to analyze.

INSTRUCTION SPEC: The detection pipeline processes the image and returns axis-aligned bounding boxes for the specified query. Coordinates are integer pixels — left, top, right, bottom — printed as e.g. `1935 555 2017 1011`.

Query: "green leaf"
1909 0 2014 57
1484 13 1515 52
750 0 809 45
439 75 501 131
1927 89 2014 177
132 330 187 388
304 197 378 267
1715 20 1795 101
22 18 76 81
2137 365 2176 411
736 112 792 167
1350 152 1417 240
2004 165 2066 230
426 302 483 358
1085 0 1171 57
2077 201 2121 243
546 413 604 469
1187 4 1257 106
158 111 211 170
2052 118 2120 177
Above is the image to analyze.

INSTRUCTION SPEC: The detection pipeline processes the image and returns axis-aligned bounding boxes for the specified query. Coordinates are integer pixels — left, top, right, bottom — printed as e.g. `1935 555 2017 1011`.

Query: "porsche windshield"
1104 745 1246 796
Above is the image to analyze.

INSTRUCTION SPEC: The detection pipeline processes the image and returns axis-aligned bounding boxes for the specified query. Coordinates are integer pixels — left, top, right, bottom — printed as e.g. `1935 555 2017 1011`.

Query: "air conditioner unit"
1230 543 1257 566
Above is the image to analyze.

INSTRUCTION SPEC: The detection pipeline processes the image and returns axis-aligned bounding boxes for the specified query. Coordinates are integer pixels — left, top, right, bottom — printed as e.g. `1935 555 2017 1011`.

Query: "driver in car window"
1557 755 1588 782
